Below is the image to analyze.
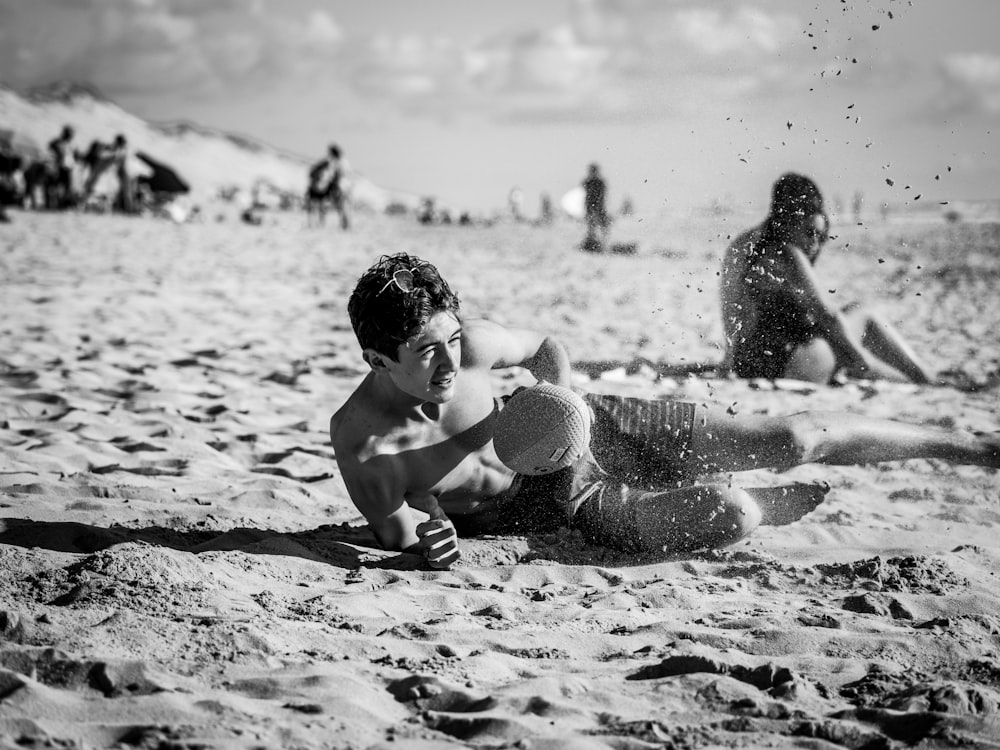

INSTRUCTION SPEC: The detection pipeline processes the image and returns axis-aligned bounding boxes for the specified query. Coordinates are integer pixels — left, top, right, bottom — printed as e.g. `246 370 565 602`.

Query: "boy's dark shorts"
451 393 698 549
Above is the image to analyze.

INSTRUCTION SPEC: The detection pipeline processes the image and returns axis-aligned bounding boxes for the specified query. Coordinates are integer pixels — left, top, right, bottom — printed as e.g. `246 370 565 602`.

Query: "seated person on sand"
330 253 998 569
720 172 933 384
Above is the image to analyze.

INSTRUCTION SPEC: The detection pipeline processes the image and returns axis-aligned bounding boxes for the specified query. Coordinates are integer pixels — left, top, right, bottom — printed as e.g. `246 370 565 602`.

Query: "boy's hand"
415 518 459 569
415 494 460 570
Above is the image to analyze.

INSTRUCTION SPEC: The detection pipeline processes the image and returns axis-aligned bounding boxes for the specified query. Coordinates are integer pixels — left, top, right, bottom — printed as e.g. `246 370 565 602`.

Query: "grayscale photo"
1 1 999 747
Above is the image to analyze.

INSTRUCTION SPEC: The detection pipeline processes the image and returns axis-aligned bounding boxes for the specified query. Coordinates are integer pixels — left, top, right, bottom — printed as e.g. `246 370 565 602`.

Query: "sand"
1 206 999 749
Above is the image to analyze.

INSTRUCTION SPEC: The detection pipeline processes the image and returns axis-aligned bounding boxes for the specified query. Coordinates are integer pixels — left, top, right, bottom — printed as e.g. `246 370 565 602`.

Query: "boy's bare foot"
749 482 831 526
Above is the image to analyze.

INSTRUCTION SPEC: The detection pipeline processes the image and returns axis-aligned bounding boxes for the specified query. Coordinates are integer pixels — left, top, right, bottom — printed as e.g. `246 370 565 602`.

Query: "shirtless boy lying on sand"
330 253 999 569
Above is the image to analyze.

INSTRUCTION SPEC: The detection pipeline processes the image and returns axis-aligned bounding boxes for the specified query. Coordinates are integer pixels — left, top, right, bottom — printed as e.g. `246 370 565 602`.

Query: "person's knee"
705 486 761 547
784 340 837 383
777 412 825 466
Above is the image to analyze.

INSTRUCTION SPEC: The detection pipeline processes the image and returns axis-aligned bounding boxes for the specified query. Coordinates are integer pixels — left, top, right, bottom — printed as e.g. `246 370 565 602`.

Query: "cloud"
305 10 344 46
0 0 346 97
469 25 610 93
673 6 792 57
353 33 460 100
345 2 805 123
939 52 1000 115
479 3 812 123
1 0 941 129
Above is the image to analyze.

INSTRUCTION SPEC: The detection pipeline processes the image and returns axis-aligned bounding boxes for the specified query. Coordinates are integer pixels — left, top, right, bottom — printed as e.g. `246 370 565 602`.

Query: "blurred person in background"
720 172 933 384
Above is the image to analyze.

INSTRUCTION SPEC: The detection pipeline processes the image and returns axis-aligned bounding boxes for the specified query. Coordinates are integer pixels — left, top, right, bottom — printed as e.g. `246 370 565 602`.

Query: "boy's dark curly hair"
348 253 461 360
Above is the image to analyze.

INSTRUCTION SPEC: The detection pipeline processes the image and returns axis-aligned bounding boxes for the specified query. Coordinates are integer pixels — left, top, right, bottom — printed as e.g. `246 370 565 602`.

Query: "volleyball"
493 383 592 476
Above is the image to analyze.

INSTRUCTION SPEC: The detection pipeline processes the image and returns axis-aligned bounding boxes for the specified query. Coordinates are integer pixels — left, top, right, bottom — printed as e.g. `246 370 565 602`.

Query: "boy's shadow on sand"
0 517 410 570
0 517 701 571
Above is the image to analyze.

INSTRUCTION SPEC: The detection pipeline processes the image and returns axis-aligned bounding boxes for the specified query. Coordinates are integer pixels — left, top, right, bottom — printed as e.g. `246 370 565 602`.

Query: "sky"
1 0 999 215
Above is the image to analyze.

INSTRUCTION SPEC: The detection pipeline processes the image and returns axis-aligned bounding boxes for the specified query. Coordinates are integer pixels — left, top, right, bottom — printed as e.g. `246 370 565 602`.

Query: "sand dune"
1 84 421 212
1 207 999 748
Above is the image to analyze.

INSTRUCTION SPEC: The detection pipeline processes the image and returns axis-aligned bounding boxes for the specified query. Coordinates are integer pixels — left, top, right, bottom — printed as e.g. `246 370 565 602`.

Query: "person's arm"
462 318 572 387
779 245 879 376
338 455 420 551
334 447 460 569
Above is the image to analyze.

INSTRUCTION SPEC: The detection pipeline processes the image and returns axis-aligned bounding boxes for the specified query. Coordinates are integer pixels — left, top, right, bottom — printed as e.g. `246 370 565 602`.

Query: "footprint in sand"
386 674 498 713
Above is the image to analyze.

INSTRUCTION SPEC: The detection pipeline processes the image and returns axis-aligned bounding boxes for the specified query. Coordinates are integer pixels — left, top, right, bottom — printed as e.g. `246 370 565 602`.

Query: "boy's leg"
746 483 830 525
585 394 844 493
680 405 1000 475
578 483 762 554
575 480 829 554
581 393 997 553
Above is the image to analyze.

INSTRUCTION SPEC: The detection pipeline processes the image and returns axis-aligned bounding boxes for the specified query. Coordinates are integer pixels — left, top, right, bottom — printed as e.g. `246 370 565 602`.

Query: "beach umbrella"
135 150 190 194
560 185 585 219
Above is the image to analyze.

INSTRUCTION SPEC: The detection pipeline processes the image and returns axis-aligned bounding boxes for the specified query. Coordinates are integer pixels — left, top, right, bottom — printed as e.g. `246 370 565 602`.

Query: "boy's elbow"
366 509 419 552
367 520 403 551
371 526 400 551
541 335 568 356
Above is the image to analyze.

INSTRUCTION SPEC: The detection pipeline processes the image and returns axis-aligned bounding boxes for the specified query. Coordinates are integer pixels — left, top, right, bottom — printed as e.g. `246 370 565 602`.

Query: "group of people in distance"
0 123 192 220
330 172 998 569
7 125 134 213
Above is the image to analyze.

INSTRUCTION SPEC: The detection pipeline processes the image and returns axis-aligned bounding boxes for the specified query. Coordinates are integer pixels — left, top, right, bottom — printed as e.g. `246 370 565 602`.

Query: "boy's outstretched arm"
338 456 421 552
462 318 572 387
336 455 461 569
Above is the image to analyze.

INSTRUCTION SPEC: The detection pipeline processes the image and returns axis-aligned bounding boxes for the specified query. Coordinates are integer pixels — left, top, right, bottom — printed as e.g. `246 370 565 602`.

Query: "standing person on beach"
107 134 133 213
81 134 133 213
538 192 554 225
306 143 349 230
47 125 76 209
0 145 21 220
508 186 525 222
330 253 998 569
720 172 934 384
581 163 610 252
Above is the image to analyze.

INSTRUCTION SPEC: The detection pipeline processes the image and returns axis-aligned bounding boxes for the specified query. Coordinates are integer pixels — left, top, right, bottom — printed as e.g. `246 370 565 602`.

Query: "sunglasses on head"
378 267 421 296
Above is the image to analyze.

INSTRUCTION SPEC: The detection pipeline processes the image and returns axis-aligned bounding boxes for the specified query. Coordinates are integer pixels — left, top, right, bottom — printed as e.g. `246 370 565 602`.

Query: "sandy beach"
2 206 1000 749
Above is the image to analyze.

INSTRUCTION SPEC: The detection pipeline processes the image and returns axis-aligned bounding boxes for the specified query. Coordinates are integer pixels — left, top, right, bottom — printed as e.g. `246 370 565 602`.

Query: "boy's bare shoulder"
330 380 418 468
329 384 377 462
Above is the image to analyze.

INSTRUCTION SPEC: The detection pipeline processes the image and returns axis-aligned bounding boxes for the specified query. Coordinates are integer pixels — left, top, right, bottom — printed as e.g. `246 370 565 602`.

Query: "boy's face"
382 311 462 404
